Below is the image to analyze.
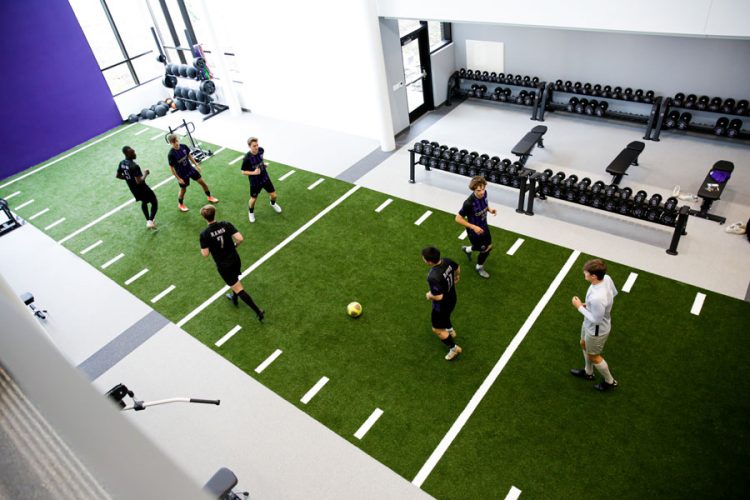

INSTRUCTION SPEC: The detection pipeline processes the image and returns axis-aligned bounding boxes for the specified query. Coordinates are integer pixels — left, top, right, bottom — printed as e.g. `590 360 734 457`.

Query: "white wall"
430 42 455 107
379 19 410 135
113 79 171 120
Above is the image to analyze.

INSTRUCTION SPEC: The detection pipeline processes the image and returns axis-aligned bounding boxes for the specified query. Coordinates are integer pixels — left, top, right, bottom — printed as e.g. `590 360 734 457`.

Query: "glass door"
401 24 433 122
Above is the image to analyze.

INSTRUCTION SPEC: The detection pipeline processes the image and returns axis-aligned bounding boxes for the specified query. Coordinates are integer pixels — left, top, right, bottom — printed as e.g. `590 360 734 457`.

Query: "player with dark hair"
570 258 619 391
422 246 462 360
455 175 497 279
241 137 281 223
167 134 218 212
116 146 158 229
199 205 264 321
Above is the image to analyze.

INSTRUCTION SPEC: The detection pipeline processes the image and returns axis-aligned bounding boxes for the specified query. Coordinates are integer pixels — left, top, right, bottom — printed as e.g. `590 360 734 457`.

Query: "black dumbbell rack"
538 84 661 140
651 97 749 142
447 70 546 121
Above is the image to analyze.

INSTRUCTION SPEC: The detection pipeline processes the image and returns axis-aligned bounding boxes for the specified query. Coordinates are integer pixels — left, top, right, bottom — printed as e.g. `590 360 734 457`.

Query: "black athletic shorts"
178 169 202 188
133 186 156 203
250 179 275 198
217 260 241 287
467 227 492 252
431 302 455 330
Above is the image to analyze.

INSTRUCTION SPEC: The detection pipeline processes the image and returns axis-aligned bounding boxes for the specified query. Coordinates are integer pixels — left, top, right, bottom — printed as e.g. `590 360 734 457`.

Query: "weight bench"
689 160 734 224
606 141 645 185
512 125 547 167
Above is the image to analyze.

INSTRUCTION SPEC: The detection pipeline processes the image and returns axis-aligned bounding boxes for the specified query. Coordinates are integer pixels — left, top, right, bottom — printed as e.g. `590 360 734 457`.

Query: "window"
428 21 452 53
398 20 423 37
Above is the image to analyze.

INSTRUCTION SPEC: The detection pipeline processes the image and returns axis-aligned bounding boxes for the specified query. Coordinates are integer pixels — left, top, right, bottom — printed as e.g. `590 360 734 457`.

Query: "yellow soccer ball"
347 301 362 318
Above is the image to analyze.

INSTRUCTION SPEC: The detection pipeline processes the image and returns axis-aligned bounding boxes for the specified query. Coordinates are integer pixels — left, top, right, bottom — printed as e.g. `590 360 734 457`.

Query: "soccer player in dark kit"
167 134 219 212
241 137 281 223
199 205 264 321
455 175 497 279
116 146 158 229
422 246 462 361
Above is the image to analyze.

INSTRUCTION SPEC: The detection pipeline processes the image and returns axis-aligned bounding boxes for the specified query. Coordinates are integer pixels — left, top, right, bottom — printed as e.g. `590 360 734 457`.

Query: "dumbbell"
466 70 474 79
477 85 487 97
708 97 723 112
481 71 490 81
524 93 535 106
623 88 634 101
555 79 564 90
633 89 644 102
497 88 509 102
459 68 467 77
567 97 579 113
735 100 749 115
721 98 736 114
663 196 678 212
438 159 448 171
661 197 678 225
505 73 514 83
575 98 589 114
677 112 692 130
590 180 606 196
673 92 685 106
564 81 573 91
713 117 729 136
496 73 506 83
664 110 680 128
583 83 592 95
595 101 609 117
577 178 592 205
696 95 710 110
516 90 528 104
531 77 540 86
612 86 623 99
523 76 531 85
440 146 452 160
413 140 427 154
602 85 612 97
585 99 599 115
618 187 633 215
592 84 602 96
604 184 620 211
683 94 697 108
644 90 655 103
514 75 523 85
726 119 743 138
632 190 648 218
573 82 582 93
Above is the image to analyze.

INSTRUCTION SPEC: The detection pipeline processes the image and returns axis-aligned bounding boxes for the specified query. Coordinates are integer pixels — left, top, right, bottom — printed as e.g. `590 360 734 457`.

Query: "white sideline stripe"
58 175 173 244
229 155 244 165
124 268 149 285
375 198 393 213
101 253 125 269
412 249 581 487
149 132 163 141
28 208 50 220
134 128 150 136
279 170 296 181
4 191 20 200
44 218 66 230
300 376 329 405
14 199 34 210
0 124 136 189
506 238 525 256
691 292 706 316
414 210 432 226
458 230 468 240
354 408 383 440
308 178 325 190
255 349 282 374
80 240 103 255
213 146 226 156
504 486 522 500
622 272 638 293
215 325 242 348
176 185 361 327
151 284 176 304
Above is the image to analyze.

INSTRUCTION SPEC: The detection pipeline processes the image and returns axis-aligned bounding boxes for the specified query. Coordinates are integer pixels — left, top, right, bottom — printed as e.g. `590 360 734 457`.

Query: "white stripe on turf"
101 253 125 269
691 292 706 315
213 147 226 156
150 284 176 304
458 230 468 240
414 210 432 226
354 408 383 440
14 199 34 210
177 185 361 327
149 132 164 141
300 376 329 405
4 191 20 200
506 238 525 256
279 170 296 181
229 155 244 165
412 249 582 487
622 272 638 293
80 240 103 255
308 178 325 190
44 218 66 230
255 349 282 374
215 325 242 348
0 124 136 189
124 268 149 285
504 486 522 500
375 198 393 213
28 208 50 220
134 128 150 136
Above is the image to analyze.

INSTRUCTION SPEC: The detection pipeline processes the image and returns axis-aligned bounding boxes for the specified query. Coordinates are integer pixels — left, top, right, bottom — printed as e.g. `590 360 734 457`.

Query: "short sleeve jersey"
459 193 489 230
200 221 240 268
241 147 270 186
580 274 618 336
116 159 147 197
427 258 458 311
168 144 195 178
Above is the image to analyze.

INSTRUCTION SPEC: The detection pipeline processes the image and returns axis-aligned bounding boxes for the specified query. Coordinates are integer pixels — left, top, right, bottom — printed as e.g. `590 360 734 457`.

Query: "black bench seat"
512 125 547 166
691 160 734 224
606 141 645 185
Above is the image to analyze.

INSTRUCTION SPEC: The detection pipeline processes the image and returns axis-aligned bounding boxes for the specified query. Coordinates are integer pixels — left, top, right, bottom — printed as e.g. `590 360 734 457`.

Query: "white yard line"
278 170 296 181
458 230 468 240
622 272 638 293
504 486 522 500
80 240 103 255
14 199 34 210
177 185 361 327
215 325 242 348
255 349 282 374
124 268 149 285
44 218 66 231
354 408 383 440
506 238 525 256
375 198 393 213
212 146 226 156
414 210 432 226
308 178 325 190
229 155 244 165
134 128 150 136
412 249 582 487
691 292 706 316
4 191 20 200
101 253 125 269
150 285 176 304
0 124 136 189
28 208 50 220
300 377 330 405
149 132 164 141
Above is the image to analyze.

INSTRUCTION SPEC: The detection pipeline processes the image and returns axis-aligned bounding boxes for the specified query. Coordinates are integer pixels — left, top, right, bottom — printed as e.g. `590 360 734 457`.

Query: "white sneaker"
445 345 462 361
672 185 681 197
476 266 490 279
271 202 282 213
678 193 699 202
146 220 156 229
726 222 747 234
248 212 256 223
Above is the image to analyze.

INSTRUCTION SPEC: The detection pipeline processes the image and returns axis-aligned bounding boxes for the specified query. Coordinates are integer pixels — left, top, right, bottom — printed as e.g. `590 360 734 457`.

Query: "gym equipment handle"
191 398 221 405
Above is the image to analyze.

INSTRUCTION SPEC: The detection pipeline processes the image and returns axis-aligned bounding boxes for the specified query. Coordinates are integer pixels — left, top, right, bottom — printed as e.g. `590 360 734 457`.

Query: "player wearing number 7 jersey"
422 246 462 361
199 205 264 321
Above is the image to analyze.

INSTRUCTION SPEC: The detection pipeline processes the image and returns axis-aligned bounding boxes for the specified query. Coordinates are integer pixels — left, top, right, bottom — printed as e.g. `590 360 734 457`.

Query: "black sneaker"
256 309 265 322
594 379 618 391
461 245 472 261
226 293 238 307
570 368 595 381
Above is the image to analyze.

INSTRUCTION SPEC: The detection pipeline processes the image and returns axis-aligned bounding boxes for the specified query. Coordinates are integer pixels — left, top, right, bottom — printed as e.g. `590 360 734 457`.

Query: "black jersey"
200 221 240 268
241 147 270 187
168 144 195 178
117 159 151 199
427 258 458 311
459 193 489 230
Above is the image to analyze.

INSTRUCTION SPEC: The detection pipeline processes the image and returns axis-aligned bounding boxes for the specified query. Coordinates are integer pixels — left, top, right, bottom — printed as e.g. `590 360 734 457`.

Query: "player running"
455 175 497 279
167 133 218 212
116 146 158 229
422 246 462 361
241 137 281 223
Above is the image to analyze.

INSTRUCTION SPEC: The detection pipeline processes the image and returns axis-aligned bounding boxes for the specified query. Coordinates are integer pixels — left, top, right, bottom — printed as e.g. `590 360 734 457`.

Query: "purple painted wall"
0 0 122 181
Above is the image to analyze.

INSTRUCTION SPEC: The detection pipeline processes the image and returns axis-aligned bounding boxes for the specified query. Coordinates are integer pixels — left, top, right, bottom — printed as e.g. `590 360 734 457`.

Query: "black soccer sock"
238 290 261 315
478 249 491 266
441 336 456 348
248 207 254 213
270 199 276 205
149 198 158 220
140 201 150 220
204 190 211 197
178 196 184 204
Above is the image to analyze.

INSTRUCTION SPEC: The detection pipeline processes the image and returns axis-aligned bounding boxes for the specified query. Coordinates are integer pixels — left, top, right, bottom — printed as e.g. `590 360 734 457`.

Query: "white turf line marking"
458 230 468 240
4 191 20 200
308 178 325 190
80 240 103 255
177 185 361 327
622 272 638 293
151 284 176 304
691 292 706 316
44 218 66 231
506 238 525 256
100 253 125 269
124 268 149 285
58 175 174 244
504 486 522 500
300 376 330 405
411 249 582 487
414 210 432 226
213 146 226 156
215 325 242 348
28 208 50 220
354 408 384 440
134 128 150 136
0 124 136 190
14 199 34 210
375 198 393 213
278 170 296 181
149 132 164 141
229 155 244 165
255 349 283 374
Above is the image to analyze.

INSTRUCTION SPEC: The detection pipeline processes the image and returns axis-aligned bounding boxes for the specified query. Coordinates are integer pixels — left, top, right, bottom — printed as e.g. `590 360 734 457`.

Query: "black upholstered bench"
690 160 734 224
512 125 547 166
606 141 645 185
